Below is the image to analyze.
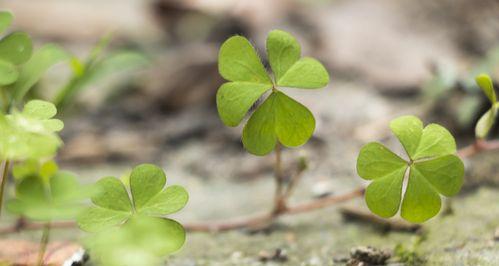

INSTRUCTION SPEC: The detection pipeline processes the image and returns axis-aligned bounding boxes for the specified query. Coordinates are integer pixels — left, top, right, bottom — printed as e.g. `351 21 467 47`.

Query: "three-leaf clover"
357 115 464 223
77 164 188 255
7 170 90 221
0 100 64 160
475 74 498 138
217 30 329 155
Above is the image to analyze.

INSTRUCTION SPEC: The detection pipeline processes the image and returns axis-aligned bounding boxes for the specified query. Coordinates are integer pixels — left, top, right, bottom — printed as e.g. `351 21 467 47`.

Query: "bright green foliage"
0 32 32 65
12 159 58 182
357 115 464 223
0 11 68 106
0 100 63 160
0 11 13 33
6 170 90 221
0 20 33 86
217 30 329 155
0 60 18 85
84 216 185 266
77 164 188 261
474 74 498 138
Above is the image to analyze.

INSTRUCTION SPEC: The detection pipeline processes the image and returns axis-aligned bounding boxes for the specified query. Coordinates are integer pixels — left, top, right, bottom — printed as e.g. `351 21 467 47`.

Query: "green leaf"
7 171 89 221
401 167 441 223
412 124 456 160
274 91 315 147
0 11 13 33
137 185 188 216
23 99 57 119
277 57 329 88
216 82 271 126
0 32 33 65
84 216 185 266
390 115 456 160
130 164 166 210
0 101 63 160
12 159 58 182
0 59 18 85
242 93 278 155
475 106 498 139
92 177 132 212
266 30 301 82
242 91 316 155
412 155 464 197
475 73 496 104
390 115 423 157
77 207 130 232
365 167 406 218
11 44 70 101
218 36 271 84
357 142 407 180
78 164 189 233
357 115 464 223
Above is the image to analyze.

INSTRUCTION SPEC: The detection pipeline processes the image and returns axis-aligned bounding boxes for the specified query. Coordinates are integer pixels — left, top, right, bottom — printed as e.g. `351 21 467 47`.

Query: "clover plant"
77 164 188 264
357 115 464 223
217 30 329 155
7 169 89 221
474 74 498 138
0 100 63 160
5 162 90 266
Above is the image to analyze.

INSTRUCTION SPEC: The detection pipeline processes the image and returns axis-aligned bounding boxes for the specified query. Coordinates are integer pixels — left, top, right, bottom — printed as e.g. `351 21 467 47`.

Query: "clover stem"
272 144 287 214
37 222 51 266
0 160 10 217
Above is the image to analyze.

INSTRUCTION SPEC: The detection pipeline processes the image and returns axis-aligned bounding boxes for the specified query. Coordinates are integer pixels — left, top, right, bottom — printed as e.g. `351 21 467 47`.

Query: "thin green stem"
37 222 51 266
0 160 10 217
272 144 286 214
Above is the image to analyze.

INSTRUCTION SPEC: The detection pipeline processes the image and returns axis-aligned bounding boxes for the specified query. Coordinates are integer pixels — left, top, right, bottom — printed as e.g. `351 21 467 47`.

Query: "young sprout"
217 30 329 155
357 116 464 223
77 164 188 264
475 74 498 139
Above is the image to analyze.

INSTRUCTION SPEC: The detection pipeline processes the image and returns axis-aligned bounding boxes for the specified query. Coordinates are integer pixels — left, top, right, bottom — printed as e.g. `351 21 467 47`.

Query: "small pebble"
258 248 288 263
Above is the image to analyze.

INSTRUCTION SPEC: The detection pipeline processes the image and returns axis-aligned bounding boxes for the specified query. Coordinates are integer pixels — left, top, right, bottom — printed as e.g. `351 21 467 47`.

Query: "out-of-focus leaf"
0 100 63 160
0 11 13 33
6 171 91 221
11 44 70 101
475 74 496 104
0 32 32 65
0 59 18 85
84 216 186 266
54 51 148 109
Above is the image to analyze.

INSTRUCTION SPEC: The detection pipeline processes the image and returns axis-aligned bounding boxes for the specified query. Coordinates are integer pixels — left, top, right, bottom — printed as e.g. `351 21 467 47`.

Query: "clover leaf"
0 100 63 160
357 115 464 223
77 164 188 260
217 30 329 155
7 170 90 221
474 74 498 138
84 216 185 266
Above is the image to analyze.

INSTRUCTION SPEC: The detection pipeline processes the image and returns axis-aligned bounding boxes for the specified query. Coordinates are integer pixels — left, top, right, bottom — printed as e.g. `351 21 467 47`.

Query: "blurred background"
2 0 499 264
